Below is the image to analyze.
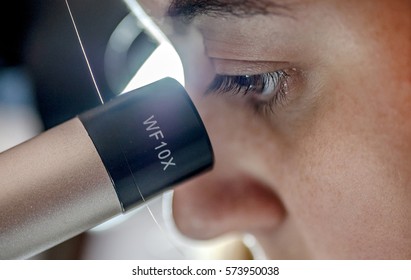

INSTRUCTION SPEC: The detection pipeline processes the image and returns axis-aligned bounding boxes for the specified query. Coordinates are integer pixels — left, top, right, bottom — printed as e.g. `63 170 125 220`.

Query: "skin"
138 0 411 259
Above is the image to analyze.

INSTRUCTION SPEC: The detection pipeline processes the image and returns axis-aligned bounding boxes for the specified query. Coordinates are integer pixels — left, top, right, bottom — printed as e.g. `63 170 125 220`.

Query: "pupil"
239 75 254 87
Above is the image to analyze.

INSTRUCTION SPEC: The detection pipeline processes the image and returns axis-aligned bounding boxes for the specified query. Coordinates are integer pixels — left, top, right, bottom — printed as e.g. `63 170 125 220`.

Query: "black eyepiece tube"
0 78 214 259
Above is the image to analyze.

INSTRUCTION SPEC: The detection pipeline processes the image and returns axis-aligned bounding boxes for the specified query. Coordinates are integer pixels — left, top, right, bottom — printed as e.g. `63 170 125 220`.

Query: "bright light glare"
121 42 185 93
122 0 185 91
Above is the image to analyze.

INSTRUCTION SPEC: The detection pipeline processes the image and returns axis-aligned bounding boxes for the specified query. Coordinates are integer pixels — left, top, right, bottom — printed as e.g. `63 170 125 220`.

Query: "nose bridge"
190 94 288 182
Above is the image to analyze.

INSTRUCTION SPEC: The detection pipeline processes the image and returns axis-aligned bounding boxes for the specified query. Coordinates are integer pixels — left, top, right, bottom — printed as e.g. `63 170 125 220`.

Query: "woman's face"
139 0 411 259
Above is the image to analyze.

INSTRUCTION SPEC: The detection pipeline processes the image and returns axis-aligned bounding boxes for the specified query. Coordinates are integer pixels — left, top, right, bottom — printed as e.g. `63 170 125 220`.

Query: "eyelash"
207 70 291 112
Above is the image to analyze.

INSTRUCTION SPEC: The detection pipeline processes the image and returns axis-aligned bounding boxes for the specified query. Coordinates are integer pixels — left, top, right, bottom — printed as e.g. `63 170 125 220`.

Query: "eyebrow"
167 0 290 22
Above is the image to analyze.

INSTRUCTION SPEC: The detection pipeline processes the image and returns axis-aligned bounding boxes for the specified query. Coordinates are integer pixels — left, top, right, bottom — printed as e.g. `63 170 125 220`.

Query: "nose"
173 167 286 240
172 83 287 240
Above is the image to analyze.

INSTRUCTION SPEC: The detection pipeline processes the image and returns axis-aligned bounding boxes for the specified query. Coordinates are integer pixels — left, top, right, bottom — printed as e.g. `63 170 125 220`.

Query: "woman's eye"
206 70 292 112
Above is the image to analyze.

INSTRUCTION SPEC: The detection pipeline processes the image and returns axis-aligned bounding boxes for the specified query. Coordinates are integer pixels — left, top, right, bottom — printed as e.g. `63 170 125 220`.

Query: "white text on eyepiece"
143 115 176 171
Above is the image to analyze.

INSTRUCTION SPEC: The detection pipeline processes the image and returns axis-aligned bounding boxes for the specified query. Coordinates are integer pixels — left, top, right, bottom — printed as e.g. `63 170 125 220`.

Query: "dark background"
0 0 153 259
1 0 130 129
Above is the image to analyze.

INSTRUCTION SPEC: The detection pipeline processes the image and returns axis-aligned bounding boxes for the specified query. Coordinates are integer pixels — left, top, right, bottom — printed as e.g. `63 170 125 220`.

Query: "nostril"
172 171 286 240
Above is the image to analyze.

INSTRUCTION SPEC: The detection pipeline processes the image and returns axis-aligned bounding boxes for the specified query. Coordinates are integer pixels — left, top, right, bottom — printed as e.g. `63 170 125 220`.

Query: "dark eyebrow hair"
167 0 290 22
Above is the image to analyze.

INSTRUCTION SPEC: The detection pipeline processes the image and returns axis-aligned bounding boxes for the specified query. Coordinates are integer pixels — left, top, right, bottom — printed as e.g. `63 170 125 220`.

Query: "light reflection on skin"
138 0 411 259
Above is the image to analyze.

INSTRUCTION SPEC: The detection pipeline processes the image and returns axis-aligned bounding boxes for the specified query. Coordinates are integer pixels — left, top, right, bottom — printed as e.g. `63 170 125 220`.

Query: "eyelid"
210 58 291 76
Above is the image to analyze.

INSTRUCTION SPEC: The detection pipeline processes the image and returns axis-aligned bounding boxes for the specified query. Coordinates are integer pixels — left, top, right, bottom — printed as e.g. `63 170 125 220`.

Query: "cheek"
280 1 411 257
285 62 411 258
